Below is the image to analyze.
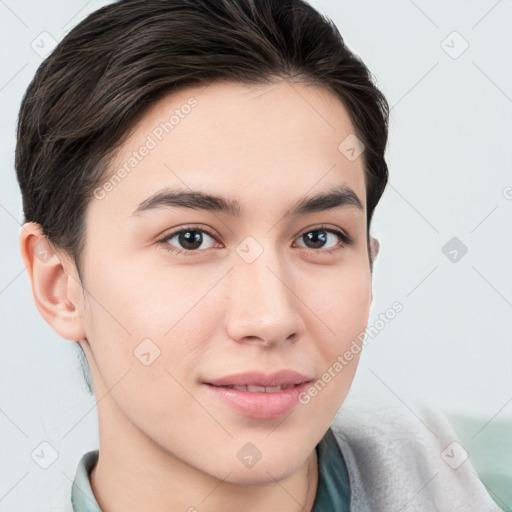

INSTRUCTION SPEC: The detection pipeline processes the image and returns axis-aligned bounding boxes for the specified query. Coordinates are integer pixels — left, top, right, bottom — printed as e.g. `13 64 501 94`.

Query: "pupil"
180 230 202 249
305 230 326 249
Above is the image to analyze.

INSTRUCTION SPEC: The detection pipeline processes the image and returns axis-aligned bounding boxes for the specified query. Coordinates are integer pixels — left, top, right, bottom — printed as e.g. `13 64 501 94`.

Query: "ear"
370 237 380 262
19 222 87 341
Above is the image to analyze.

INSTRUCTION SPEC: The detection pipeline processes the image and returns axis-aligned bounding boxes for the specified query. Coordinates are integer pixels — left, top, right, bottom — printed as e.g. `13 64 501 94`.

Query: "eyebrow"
131 184 363 218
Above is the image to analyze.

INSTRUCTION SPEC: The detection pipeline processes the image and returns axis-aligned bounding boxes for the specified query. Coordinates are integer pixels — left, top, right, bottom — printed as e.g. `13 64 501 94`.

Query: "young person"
15 0 502 510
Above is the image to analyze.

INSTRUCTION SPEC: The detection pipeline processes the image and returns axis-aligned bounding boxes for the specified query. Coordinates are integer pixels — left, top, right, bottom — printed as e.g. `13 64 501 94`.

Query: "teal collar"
311 427 351 511
71 427 350 511
71 449 101 511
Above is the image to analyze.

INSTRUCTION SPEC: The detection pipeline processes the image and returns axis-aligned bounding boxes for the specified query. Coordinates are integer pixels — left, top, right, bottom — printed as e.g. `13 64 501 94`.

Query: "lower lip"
203 382 311 420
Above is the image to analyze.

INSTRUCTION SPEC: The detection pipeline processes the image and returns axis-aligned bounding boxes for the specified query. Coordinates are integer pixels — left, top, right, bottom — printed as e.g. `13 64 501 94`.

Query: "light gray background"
1 0 511 510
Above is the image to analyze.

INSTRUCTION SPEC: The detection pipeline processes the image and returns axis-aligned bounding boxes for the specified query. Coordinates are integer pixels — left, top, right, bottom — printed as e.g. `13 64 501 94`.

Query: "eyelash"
157 224 353 257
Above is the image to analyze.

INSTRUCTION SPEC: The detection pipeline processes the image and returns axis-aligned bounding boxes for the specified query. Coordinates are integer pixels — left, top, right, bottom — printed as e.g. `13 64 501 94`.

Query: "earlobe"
19 222 86 342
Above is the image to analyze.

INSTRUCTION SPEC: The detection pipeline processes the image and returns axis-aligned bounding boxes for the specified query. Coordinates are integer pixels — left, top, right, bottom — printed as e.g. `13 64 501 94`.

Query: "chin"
219 461 303 486
204 443 311 486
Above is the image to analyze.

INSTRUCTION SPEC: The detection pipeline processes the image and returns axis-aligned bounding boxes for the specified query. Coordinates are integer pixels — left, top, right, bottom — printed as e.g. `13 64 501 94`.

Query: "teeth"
262 385 284 392
226 384 293 392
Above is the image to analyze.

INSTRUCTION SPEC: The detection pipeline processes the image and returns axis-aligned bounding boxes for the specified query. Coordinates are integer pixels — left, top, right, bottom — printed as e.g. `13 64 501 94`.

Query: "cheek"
304 263 372 344
294 268 371 421
80 262 219 394
82 288 205 432
82 257 199 345
334 282 372 344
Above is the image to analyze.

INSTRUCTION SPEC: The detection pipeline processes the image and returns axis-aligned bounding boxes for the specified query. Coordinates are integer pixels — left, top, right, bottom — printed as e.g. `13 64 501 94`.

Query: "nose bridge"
225 240 302 345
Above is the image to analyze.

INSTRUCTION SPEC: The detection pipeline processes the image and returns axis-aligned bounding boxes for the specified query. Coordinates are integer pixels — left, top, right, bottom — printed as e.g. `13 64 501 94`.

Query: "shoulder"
329 390 503 511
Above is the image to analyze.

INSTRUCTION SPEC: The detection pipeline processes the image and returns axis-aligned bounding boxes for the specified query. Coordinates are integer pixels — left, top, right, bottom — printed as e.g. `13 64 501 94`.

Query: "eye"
157 226 219 255
294 225 353 254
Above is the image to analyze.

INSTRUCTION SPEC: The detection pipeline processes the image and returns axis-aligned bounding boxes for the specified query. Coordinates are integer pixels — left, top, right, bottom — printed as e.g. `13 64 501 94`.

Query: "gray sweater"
329 393 502 511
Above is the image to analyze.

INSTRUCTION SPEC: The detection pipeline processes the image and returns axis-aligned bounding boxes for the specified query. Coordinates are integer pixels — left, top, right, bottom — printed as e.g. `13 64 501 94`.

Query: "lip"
202 370 313 420
204 370 312 387
203 381 311 420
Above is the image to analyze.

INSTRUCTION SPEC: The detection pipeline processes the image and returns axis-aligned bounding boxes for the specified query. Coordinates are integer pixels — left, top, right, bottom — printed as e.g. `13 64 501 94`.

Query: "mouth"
203 377 313 420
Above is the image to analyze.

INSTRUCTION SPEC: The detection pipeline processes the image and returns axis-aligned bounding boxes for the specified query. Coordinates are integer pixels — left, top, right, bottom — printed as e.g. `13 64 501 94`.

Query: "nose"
224 247 304 348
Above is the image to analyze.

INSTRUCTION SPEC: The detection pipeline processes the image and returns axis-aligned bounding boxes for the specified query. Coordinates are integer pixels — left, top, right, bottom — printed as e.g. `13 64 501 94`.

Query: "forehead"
90 79 367 222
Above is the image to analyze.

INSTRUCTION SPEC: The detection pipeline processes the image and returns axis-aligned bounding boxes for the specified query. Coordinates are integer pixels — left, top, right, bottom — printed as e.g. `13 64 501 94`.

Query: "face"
76 78 372 483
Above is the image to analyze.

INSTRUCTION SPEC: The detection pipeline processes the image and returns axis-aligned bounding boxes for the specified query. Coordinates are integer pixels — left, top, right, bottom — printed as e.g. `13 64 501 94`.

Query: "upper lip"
205 370 312 387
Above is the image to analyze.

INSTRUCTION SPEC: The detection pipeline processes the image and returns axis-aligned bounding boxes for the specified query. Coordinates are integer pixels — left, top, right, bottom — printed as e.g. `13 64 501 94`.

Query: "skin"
20 78 379 512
